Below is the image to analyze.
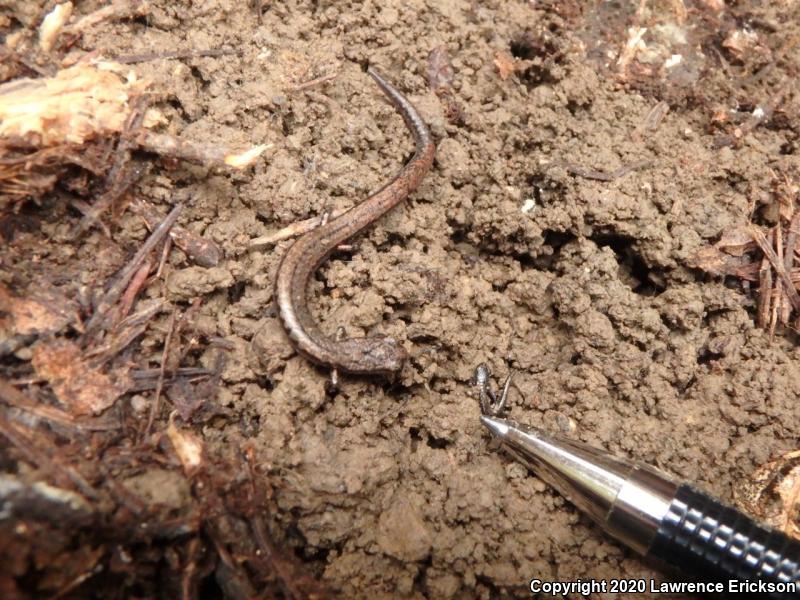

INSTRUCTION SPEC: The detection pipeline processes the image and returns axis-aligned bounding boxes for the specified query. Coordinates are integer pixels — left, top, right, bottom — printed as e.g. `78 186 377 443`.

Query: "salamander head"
338 336 407 375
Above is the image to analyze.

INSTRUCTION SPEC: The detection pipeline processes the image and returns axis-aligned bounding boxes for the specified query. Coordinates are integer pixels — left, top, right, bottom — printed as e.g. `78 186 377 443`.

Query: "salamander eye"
364 338 407 372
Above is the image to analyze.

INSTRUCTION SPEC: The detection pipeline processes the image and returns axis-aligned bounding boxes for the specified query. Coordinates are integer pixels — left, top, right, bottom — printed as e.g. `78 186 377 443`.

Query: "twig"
756 252 772 330
787 212 800 330
742 36 799 87
50 561 102 600
288 72 337 94
555 159 653 182
207 525 258 599
84 204 182 337
131 367 211 380
750 225 800 313
115 259 152 326
69 198 111 237
776 226 790 327
0 379 75 429
100 467 147 515
132 129 269 168
244 448 304 600
783 211 800 274
181 537 202 600
144 308 178 437
770 230 781 337
174 298 203 367
115 298 167 330
249 208 347 248
0 417 98 499
153 235 172 280
84 321 149 365
65 0 150 36
114 48 238 65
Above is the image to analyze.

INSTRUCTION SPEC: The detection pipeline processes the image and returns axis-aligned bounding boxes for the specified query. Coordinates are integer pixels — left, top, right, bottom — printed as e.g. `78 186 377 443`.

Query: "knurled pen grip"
648 484 800 599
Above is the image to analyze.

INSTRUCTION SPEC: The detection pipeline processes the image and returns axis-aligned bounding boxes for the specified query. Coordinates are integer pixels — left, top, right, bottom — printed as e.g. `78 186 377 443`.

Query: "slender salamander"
273 67 436 375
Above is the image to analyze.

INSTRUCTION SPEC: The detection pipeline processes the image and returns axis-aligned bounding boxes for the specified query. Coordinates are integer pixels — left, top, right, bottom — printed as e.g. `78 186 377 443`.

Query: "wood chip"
32 339 130 415
0 283 76 336
167 414 204 475
493 50 517 80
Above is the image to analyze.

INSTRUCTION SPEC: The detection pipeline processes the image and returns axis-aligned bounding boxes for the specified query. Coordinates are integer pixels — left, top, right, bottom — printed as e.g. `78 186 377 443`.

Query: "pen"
480 415 800 599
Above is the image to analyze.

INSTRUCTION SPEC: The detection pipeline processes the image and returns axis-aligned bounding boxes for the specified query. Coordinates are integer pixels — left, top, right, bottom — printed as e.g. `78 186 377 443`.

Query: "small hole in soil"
189 66 207 86
297 544 334 563
526 172 567 208
591 233 663 296
426 434 450 449
256 376 275 391
508 29 564 86
281 112 295 137
131 14 149 27
239 414 260 438
412 556 434 592
385 231 405 246
510 35 537 60
449 227 468 245
678 375 697 395
409 426 422 452
543 230 575 252
697 348 724 365
254 212 272 225
491 277 510 292
0 213 39 242
537 229 577 269
510 31 558 60
476 574 501 595
166 98 188 120
228 280 246 303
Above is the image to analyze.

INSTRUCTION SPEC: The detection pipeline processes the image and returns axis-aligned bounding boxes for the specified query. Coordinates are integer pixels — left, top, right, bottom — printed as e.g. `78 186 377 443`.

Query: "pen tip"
480 415 510 438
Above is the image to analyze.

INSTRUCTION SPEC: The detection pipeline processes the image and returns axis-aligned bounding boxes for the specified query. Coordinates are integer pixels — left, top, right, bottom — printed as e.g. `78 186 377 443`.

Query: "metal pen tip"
479 413 679 556
480 414 510 437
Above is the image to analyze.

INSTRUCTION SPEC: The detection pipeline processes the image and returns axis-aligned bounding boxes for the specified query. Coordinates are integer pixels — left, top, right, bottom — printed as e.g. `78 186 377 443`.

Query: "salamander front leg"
473 363 514 416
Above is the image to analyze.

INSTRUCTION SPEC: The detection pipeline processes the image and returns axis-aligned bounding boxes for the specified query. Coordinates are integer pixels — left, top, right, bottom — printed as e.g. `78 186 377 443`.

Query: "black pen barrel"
648 484 800 599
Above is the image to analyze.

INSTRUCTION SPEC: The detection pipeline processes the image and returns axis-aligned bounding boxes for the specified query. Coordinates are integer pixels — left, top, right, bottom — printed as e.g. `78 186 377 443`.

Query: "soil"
3 1 800 599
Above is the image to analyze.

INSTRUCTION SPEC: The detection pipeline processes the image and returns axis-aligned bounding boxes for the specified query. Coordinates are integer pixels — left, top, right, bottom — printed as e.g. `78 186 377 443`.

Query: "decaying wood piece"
0 61 267 212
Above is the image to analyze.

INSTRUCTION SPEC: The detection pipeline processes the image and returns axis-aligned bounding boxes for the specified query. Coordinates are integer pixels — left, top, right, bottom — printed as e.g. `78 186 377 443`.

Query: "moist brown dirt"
4 1 800 599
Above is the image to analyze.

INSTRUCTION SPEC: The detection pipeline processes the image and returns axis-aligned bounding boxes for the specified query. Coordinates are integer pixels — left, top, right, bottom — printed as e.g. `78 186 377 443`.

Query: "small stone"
130 394 148 414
